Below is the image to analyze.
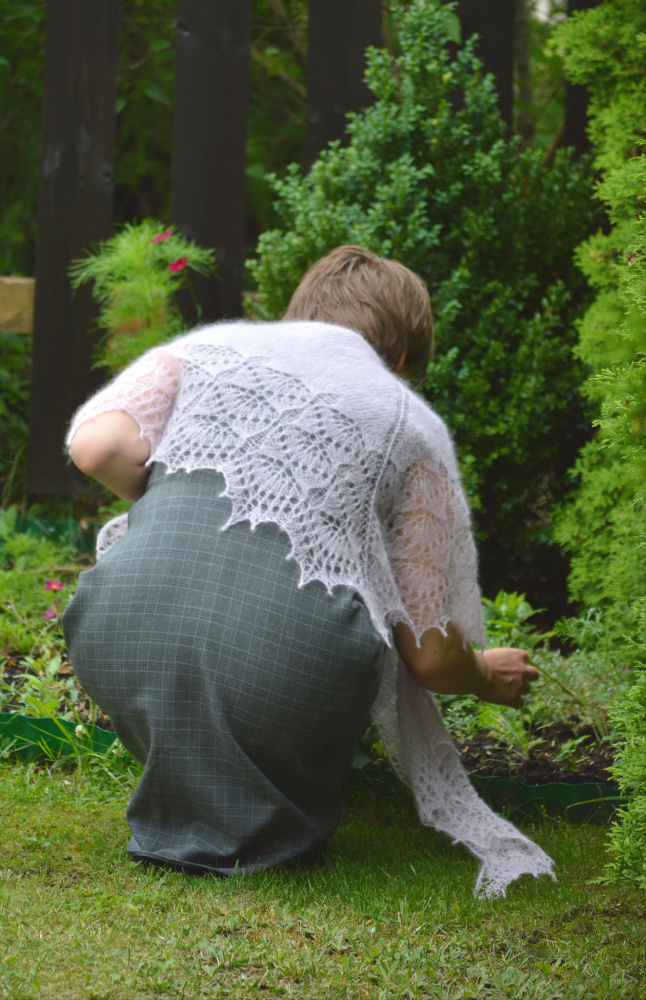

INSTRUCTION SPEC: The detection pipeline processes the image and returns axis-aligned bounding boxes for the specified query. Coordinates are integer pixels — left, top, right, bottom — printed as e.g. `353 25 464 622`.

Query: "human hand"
478 647 539 709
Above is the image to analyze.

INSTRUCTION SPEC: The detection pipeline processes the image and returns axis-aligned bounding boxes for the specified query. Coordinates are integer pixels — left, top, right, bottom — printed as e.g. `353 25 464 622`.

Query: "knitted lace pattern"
66 320 555 897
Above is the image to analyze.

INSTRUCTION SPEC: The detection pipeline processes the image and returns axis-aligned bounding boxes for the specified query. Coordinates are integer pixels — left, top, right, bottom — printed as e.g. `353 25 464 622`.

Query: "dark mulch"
454 720 618 786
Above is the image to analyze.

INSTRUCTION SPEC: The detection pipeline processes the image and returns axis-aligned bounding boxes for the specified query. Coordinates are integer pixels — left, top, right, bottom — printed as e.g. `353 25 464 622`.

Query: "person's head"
283 245 434 376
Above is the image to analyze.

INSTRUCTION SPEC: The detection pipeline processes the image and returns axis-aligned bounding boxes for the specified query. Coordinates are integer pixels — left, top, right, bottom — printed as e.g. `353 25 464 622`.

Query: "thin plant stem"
534 663 587 707
534 663 607 742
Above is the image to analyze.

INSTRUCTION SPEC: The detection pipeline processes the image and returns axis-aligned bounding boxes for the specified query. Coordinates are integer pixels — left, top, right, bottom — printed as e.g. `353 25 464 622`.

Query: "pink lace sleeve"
388 461 457 639
65 348 182 455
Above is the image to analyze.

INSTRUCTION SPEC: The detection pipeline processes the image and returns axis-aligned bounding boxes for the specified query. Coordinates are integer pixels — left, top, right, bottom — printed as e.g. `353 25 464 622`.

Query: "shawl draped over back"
66 321 555 898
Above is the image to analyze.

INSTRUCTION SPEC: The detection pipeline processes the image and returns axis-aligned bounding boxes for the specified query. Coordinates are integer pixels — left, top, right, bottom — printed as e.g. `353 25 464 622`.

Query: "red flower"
44 579 63 592
150 229 174 244
168 256 189 274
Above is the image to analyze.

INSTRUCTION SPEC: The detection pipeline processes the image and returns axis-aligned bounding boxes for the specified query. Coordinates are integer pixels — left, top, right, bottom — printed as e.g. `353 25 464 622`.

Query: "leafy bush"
0 506 77 656
552 1 646 651
248 0 598 607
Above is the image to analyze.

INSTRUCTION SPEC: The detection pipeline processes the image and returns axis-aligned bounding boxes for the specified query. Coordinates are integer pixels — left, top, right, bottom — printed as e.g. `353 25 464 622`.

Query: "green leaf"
143 83 172 107
445 12 462 45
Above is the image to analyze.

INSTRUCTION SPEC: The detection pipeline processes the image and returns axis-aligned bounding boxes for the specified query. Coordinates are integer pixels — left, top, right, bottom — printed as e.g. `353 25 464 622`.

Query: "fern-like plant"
69 220 216 374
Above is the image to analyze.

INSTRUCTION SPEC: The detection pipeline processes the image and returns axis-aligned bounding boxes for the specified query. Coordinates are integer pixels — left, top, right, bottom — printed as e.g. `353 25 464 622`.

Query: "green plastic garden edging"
15 515 97 556
0 711 117 762
348 764 625 824
1 713 626 824
469 775 625 824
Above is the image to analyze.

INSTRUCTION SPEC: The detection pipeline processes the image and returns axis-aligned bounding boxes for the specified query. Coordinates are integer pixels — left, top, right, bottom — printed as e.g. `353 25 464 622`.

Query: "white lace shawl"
66 320 555 897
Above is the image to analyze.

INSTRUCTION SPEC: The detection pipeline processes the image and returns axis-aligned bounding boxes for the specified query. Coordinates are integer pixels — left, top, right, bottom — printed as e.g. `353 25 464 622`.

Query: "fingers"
481 647 540 708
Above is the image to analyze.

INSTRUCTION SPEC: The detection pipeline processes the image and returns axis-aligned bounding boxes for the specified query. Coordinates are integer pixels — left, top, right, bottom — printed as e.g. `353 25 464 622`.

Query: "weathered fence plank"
27 0 120 495
456 0 516 130
170 0 253 323
0 277 34 335
305 0 382 167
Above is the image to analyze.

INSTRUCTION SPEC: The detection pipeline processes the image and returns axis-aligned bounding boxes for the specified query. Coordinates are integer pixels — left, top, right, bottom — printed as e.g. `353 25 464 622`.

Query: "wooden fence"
0 0 598 494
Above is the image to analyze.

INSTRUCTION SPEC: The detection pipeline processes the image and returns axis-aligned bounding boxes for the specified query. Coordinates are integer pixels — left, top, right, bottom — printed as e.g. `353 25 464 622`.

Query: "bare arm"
392 461 538 708
393 621 538 709
70 410 151 502
66 348 181 502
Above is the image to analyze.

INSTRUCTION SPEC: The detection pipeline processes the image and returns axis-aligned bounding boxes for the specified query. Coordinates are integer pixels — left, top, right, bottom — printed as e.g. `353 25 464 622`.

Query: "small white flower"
75 724 86 738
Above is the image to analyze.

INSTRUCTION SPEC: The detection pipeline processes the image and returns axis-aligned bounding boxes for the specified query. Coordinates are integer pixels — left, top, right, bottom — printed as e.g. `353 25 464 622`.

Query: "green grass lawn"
0 764 643 1000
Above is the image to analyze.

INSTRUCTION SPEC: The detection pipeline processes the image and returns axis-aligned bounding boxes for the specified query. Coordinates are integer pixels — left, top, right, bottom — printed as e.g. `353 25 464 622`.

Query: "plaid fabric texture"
63 465 386 872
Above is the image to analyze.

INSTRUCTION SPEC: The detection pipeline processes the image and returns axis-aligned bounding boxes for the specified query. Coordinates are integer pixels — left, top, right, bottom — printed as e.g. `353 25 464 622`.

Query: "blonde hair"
283 245 434 373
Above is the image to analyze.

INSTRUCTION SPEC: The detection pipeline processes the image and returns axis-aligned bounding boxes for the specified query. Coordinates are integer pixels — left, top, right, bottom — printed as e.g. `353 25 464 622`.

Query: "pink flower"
168 257 189 274
43 608 58 620
44 580 63 592
150 229 174 244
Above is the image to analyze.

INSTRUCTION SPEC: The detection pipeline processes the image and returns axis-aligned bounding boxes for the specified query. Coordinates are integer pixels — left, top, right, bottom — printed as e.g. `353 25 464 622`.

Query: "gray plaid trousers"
63 465 386 872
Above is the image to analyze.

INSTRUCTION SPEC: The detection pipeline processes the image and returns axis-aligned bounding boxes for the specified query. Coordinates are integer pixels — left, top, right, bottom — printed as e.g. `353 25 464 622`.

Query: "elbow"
392 621 440 689
393 620 468 692
401 653 440 691
69 431 104 476
68 412 150 477
69 422 121 477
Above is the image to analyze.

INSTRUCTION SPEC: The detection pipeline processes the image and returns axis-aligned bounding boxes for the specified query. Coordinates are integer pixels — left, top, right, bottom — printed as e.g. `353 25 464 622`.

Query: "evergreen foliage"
552 0 646 893
602 609 646 890
552 1 646 649
248 0 597 606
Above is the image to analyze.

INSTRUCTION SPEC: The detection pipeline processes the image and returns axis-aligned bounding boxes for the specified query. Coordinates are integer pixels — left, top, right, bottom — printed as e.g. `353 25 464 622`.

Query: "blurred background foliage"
0 0 571 279
0 0 311 278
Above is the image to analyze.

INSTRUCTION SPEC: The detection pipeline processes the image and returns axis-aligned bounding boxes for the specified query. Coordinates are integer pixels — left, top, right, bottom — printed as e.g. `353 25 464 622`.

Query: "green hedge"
553 0 646 651
248 0 598 608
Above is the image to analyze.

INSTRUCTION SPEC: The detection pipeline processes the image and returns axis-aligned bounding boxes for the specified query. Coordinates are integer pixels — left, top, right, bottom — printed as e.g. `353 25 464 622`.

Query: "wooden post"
170 1 253 323
564 0 600 156
455 0 515 131
0 278 35 335
305 0 382 168
28 0 120 495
